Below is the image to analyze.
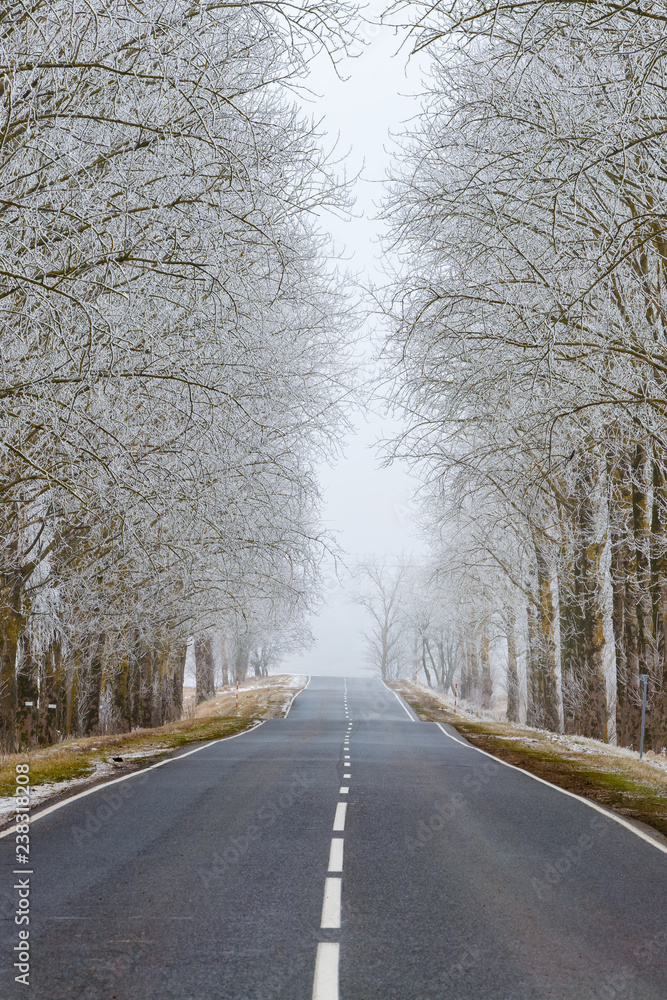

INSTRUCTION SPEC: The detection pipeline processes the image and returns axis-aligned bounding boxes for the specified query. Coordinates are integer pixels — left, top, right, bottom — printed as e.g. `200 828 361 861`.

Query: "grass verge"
0 674 304 808
389 680 667 841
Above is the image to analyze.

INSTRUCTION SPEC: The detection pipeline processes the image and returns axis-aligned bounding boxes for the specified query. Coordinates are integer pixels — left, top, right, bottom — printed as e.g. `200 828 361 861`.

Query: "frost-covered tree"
351 557 413 679
0 0 359 748
381 0 667 746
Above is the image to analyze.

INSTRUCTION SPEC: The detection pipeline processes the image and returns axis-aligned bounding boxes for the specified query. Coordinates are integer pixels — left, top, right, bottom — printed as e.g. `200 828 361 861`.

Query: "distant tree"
351 557 412 679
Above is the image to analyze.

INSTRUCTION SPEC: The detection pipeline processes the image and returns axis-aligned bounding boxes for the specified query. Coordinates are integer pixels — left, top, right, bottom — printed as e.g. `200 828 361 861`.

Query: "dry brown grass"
192 674 303 721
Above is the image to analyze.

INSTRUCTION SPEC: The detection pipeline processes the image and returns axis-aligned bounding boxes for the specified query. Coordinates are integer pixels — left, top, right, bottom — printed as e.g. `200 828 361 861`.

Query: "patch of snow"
107 746 170 761
0 759 115 828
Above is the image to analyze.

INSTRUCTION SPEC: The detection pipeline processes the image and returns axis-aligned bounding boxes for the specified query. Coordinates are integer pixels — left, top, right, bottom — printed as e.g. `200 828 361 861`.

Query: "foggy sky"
281 9 426 678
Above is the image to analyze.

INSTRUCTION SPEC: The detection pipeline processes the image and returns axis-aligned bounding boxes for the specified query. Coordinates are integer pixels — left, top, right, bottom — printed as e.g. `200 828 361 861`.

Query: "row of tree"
380 0 667 749
0 0 358 750
351 558 507 716
192 623 304 707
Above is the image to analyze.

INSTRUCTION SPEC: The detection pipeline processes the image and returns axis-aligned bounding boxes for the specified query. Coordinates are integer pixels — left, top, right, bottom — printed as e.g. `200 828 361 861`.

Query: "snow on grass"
0 759 116 827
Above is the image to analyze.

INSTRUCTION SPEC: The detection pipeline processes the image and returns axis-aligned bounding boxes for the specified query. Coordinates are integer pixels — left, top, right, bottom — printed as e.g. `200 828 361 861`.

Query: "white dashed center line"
333 801 347 831
312 942 339 1000
320 877 342 928
328 837 344 872
312 684 349 1000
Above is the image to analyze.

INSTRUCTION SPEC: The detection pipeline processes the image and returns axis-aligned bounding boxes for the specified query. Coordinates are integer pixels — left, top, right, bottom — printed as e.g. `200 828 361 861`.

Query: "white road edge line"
0 721 266 840
284 675 312 718
320 877 342 928
382 680 417 721
435 722 667 857
312 942 339 1000
328 837 344 872
333 802 347 831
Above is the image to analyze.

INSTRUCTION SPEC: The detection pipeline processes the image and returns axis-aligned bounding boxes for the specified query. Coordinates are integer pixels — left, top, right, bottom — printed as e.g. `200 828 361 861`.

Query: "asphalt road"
1 676 666 999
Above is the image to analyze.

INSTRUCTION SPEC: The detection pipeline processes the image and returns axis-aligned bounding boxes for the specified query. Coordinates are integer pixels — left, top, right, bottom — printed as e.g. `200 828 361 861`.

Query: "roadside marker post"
639 674 649 759
236 675 239 711
454 683 457 716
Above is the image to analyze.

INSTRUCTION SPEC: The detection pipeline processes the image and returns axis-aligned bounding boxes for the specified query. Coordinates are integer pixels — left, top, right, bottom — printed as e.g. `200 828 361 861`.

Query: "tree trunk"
609 449 643 746
16 634 39 749
506 614 520 723
124 641 142 730
649 451 667 749
421 638 433 687
232 635 251 684
83 634 105 735
579 524 608 741
0 508 21 752
467 637 480 703
117 651 131 732
480 634 492 709
172 645 186 719
559 519 586 734
220 634 229 686
610 444 659 748
38 638 64 744
195 637 215 704
150 645 169 726
526 539 560 732
632 444 660 749
66 653 79 737
138 644 153 729
0 583 21 752
459 639 470 699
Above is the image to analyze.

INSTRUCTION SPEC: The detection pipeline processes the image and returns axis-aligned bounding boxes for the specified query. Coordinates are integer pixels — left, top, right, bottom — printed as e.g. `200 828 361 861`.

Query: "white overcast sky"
281 6 428 677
